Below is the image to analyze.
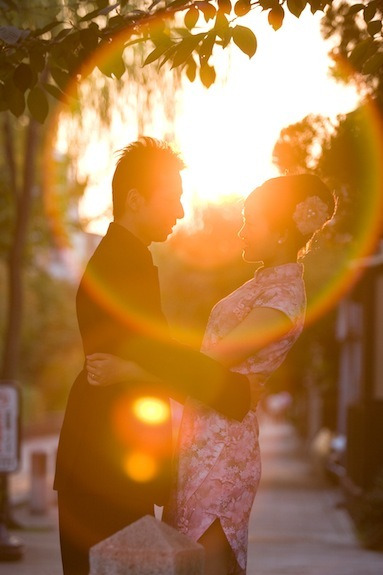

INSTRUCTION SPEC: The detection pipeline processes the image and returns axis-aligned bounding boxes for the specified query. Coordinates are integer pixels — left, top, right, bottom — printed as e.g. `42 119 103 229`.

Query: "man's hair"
112 136 185 219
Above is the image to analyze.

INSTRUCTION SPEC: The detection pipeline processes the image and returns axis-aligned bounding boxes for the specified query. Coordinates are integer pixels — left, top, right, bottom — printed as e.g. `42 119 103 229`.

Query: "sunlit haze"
176 11 359 214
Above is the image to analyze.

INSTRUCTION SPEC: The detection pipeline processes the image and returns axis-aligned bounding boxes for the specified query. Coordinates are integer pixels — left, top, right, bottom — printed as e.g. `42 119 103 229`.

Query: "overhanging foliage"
1 0 382 123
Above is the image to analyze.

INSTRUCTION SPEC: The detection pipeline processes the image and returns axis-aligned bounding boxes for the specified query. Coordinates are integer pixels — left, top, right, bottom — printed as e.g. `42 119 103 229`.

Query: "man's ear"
125 188 145 212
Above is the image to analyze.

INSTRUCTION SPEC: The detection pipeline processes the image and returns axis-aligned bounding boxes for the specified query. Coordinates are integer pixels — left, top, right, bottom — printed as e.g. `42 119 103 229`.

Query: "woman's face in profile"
238 204 275 264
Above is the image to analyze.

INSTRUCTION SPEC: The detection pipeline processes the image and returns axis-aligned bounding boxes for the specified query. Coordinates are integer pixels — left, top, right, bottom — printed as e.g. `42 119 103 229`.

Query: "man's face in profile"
137 170 184 244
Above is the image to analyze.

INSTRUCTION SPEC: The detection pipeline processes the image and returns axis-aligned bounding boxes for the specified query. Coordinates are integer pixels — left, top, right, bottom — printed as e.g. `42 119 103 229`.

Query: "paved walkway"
2 417 383 574
247 417 383 574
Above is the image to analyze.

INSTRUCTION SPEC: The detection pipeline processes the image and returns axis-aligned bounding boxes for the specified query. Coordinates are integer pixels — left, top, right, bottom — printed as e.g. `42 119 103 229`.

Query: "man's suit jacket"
54 223 250 511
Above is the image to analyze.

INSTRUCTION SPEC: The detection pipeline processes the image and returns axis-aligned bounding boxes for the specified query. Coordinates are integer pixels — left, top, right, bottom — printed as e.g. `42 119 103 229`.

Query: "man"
54 137 250 574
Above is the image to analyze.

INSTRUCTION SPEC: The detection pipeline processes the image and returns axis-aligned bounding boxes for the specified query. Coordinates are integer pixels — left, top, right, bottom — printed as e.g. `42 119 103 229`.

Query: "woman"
87 174 336 575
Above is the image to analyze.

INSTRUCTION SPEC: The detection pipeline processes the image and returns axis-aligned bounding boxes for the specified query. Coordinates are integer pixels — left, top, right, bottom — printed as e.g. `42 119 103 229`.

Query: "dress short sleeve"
201 263 307 380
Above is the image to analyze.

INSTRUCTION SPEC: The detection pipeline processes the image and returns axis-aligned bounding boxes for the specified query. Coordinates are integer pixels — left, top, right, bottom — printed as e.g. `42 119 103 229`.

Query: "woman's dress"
165 263 307 574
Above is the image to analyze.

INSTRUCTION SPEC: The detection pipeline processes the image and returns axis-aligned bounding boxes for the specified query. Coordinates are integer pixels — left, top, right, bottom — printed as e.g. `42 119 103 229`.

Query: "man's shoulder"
87 224 137 264
79 224 154 290
95 223 150 259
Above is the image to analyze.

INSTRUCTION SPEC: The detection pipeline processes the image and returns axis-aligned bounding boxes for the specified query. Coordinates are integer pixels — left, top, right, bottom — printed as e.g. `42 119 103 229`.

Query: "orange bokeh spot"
132 396 170 425
123 451 158 483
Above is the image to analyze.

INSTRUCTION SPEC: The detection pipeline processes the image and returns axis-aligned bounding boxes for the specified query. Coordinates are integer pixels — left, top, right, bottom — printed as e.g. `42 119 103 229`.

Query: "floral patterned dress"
165 263 306 574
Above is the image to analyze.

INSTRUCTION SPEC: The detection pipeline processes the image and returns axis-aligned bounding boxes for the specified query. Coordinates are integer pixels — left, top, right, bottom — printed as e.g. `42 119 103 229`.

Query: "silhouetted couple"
54 137 335 575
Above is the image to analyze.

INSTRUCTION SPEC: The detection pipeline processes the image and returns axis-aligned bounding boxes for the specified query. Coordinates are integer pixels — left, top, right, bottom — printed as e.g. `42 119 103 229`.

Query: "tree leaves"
218 0 232 15
27 86 48 124
186 56 197 81
307 0 326 15
268 5 285 31
30 49 46 74
363 50 383 74
286 0 307 18
234 0 252 17
171 34 204 68
50 67 71 92
0 0 382 121
348 4 364 16
367 20 382 37
13 63 35 93
199 30 216 64
42 82 68 104
97 50 125 79
200 62 216 87
3 80 25 117
364 1 377 22
80 27 100 51
185 6 199 30
232 25 257 57
196 1 216 22
349 37 378 69
214 11 230 41
144 44 172 67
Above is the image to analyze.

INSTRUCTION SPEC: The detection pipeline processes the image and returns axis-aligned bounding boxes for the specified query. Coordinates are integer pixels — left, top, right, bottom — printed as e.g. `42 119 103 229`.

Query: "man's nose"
176 201 184 221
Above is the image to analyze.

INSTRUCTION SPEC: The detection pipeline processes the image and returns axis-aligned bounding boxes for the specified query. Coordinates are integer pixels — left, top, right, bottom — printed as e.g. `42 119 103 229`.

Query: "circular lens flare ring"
43 38 383 335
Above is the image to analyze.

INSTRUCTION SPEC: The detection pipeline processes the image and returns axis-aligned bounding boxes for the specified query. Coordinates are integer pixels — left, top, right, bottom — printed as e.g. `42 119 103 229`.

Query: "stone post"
89 515 204 575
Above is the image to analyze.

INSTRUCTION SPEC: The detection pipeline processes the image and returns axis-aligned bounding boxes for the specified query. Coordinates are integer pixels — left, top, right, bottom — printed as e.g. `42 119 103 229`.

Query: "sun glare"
175 10 359 212
132 396 170 426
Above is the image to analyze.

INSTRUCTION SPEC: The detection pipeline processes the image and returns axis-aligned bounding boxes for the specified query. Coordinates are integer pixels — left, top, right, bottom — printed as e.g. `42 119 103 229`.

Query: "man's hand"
86 353 129 386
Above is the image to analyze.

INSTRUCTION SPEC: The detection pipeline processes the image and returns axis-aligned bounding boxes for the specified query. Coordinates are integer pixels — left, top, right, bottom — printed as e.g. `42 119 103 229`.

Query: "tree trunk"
1 116 39 380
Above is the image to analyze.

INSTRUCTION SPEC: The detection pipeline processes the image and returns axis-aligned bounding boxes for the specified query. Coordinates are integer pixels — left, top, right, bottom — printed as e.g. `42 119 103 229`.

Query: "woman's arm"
87 307 292 386
205 306 293 368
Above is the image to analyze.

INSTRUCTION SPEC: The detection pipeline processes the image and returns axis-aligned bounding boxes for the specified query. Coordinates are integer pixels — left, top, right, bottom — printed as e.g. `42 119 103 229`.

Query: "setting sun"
175 10 359 211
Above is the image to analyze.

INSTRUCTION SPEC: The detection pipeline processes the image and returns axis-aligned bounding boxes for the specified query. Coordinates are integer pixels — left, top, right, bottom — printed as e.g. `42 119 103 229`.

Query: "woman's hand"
86 353 138 386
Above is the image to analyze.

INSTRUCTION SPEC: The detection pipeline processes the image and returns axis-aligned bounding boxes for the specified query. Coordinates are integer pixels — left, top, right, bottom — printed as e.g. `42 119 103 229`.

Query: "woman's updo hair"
245 174 336 254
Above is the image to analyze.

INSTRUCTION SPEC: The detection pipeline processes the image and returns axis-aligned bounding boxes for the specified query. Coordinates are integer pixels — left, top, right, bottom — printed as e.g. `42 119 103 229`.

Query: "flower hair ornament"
292 195 330 236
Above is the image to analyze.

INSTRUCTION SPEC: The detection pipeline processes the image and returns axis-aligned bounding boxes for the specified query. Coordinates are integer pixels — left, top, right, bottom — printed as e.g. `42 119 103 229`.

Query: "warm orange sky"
61 8 360 235
175 10 359 212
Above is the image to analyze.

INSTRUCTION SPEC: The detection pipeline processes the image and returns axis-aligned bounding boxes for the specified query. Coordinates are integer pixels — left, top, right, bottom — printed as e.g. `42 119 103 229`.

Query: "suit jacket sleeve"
125 335 251 421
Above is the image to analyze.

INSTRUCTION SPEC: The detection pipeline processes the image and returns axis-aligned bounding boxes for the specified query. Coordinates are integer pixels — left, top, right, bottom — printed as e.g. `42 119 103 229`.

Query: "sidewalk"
2 417 383 574
4 434 60 574
247 416 383 575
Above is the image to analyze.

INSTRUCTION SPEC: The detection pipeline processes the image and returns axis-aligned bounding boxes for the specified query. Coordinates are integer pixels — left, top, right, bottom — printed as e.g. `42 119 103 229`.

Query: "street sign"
0 381 20 473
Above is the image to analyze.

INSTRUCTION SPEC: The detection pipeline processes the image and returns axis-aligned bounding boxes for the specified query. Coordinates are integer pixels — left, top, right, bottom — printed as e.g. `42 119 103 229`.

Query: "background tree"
321 0 383 100
273 105 382 258
272 114 335 174
270 41 383 435
319 0 383 242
